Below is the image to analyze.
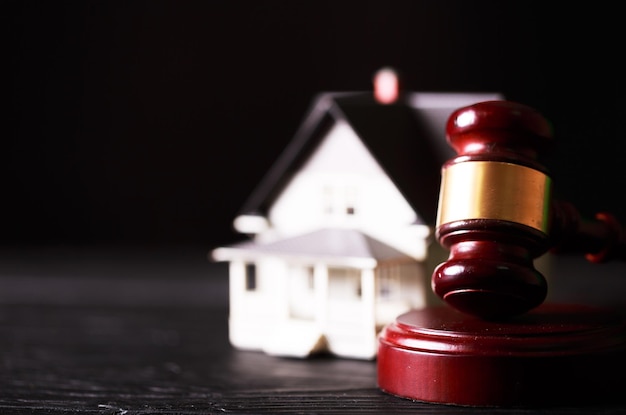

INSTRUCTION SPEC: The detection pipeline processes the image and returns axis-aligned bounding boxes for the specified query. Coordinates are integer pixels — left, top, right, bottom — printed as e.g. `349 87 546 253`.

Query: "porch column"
360 268 376 330
313 264 328 330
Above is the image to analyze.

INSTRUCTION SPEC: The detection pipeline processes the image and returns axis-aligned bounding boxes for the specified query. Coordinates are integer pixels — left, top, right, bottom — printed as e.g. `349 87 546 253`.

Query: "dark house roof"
237 91 501 226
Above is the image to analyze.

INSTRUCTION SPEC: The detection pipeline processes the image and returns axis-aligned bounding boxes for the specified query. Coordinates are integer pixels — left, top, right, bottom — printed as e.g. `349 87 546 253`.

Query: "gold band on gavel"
436 161 552 234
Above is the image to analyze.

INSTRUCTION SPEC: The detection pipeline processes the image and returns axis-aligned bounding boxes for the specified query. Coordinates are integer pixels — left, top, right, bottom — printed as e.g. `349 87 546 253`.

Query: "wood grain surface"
1 248 625 414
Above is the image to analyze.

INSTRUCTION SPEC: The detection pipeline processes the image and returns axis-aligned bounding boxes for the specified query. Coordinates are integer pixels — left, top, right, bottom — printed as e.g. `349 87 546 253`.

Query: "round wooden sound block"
377 303 626 407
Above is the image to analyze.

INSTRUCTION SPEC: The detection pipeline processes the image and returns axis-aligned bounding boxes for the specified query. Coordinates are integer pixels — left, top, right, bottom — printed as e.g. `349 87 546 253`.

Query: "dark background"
5 0 625 250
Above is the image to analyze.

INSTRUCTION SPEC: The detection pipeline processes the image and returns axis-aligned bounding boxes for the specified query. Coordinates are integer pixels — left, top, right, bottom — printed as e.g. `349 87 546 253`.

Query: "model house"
212 72 502 359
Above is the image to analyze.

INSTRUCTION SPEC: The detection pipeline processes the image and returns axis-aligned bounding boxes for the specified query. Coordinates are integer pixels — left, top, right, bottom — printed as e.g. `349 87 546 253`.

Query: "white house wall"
287 264 316 320
228 257 290 350
268 121 420 248
313 264 329 330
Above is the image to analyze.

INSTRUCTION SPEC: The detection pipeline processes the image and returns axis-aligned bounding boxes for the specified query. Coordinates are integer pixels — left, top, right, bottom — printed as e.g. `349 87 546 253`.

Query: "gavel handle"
551 201 626 263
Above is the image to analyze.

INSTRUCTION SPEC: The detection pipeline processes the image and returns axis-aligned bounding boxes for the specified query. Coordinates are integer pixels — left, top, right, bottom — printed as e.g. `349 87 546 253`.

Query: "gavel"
432 100 626 320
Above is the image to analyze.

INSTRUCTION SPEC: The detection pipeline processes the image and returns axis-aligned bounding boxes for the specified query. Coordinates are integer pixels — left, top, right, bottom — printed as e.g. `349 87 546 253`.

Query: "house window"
346 187 357 215
378 264 400 298
245 263 257 291
323 186 358 216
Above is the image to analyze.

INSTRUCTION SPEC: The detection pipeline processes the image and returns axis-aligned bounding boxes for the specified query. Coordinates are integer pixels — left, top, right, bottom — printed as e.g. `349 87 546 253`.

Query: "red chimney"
373 67 399 104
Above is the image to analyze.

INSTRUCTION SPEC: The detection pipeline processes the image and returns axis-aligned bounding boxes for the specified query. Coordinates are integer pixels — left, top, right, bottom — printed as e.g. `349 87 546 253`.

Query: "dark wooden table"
1 246 625 414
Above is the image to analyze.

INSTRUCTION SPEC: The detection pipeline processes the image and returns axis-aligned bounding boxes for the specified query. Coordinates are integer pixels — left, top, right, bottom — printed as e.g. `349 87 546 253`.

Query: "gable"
334 101 444 224
299 121 386 175
269 120 419 233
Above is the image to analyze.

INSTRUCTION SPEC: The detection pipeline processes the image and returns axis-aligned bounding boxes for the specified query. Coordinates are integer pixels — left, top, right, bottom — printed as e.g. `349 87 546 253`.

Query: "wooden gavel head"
432 100 556 320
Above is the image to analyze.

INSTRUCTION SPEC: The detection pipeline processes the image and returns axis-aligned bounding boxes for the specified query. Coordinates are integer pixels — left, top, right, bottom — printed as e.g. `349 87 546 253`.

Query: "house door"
327 267 362 323
288 266 315 320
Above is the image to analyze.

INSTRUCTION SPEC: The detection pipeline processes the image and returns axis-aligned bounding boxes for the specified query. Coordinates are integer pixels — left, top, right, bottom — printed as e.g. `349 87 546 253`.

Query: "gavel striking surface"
378 303 626 407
